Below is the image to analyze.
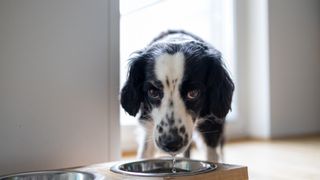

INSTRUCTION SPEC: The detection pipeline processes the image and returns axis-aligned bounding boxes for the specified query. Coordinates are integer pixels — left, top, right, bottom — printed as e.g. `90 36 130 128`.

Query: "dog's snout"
157 134 184 152
155 112 190 153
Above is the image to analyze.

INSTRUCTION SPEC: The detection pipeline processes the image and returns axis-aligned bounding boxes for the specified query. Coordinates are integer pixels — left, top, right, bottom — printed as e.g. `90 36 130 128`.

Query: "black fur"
120 53 146 116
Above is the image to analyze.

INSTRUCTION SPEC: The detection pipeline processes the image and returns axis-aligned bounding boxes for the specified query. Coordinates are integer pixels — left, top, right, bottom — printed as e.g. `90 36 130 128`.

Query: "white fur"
151 53 194 155
137 120 156 159
154 53 185 82
206 146 219 162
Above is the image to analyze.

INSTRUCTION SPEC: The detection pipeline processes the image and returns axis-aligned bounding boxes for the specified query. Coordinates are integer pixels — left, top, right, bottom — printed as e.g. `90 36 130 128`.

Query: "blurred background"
0 0 319 179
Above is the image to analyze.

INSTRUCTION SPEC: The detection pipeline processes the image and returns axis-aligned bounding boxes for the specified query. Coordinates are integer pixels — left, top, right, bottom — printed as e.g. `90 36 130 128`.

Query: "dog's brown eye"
148 89 160 99
187 89 200 100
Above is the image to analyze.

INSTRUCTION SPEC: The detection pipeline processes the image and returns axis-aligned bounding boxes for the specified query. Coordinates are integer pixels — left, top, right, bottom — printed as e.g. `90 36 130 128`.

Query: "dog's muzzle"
156 134 184 152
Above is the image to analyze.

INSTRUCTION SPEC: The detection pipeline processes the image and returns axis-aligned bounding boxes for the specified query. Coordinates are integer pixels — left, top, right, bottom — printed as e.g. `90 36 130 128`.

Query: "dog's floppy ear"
206 54 234 118
120 52 146 116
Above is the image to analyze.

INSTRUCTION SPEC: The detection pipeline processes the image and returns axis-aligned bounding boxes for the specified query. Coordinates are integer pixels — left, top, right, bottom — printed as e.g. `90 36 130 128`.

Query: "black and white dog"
120 30 234 162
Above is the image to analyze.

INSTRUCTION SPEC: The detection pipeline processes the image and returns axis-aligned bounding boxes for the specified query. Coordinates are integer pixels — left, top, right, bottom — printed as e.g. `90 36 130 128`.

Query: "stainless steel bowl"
0 171 96 180
110 158 217 177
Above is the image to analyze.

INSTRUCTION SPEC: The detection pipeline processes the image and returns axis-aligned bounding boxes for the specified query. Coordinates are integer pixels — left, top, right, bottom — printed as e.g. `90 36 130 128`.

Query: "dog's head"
121 33 234 155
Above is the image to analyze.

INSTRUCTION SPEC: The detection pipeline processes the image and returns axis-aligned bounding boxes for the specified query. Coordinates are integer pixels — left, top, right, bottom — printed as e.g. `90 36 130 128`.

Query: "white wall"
235 0 271 138
236 0 320 139
269 0 320 137
246 0 270 138
0 0 120 175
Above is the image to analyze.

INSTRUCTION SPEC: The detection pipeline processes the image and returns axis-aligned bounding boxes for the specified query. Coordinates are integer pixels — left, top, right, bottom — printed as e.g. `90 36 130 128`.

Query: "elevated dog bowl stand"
77 161 248 180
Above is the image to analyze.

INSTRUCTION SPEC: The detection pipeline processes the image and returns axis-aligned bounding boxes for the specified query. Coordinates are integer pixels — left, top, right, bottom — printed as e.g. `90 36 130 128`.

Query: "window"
120 0 236 154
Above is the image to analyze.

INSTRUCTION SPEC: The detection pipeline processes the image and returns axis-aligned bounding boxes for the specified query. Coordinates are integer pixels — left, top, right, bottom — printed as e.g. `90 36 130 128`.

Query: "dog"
120 30 234 162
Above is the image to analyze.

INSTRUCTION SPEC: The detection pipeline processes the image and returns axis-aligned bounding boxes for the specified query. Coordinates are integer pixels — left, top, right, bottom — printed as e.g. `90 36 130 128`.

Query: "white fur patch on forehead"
154 53 185 83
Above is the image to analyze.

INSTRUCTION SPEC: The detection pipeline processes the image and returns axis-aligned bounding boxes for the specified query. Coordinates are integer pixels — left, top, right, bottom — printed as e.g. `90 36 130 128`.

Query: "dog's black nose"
157 134 184 152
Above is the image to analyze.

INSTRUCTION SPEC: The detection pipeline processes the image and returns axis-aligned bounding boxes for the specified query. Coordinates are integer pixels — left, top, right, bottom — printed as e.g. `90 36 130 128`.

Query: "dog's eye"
148 89 161 99
187 89 200 100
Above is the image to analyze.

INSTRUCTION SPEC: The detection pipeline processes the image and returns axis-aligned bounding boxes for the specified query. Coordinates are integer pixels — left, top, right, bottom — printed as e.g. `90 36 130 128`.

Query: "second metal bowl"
0 170 96 180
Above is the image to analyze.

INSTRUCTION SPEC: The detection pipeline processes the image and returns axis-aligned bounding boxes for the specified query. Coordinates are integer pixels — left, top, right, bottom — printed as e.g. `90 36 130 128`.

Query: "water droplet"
172 155 176 173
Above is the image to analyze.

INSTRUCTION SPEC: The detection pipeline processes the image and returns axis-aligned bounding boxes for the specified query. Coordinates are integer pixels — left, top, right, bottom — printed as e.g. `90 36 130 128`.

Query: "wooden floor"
122 136 320 180
223 136 320 180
